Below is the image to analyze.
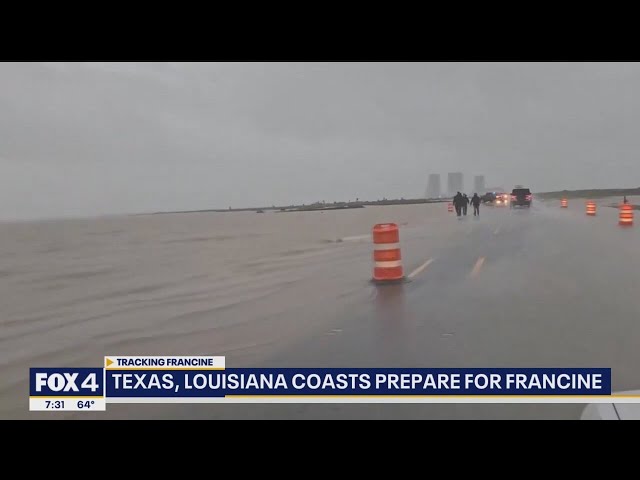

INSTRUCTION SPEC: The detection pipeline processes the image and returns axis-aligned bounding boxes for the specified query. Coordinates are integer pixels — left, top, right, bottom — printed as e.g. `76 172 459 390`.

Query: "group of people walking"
453 192 482 217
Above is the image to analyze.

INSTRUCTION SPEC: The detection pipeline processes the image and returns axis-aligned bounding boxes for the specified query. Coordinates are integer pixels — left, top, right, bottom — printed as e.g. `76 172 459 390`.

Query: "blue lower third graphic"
30 368 104 397
105 368 612 398
29 368 107 412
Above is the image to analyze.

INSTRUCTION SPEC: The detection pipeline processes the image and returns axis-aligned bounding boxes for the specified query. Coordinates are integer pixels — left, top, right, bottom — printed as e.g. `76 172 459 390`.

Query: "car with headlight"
494 193 509 207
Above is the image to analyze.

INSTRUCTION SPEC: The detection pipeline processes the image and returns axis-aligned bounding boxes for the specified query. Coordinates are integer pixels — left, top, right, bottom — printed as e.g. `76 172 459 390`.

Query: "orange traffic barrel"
561 198 568 208
586 201 596 216
619 203 634 227
447 203 454 212
372 223 404 282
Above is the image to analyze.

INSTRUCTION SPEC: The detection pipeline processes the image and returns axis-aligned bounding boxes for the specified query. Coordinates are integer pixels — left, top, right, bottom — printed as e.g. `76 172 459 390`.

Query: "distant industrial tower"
426 174 441 198
474 175 486 194
447 172 464 196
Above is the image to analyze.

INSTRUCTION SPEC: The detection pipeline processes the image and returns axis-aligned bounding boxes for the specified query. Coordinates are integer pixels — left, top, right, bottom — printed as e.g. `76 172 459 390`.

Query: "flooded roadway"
2 199 639 419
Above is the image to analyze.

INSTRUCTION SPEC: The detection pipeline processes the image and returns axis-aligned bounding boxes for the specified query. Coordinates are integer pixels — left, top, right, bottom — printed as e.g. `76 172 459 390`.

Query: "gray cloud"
1 62 640 220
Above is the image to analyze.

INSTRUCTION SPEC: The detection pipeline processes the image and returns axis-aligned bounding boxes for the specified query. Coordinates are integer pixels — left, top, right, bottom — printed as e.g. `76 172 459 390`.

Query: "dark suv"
510 187 532 208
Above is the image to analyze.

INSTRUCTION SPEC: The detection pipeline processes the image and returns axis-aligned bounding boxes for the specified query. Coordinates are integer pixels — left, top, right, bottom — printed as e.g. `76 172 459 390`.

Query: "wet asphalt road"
90 199 640 419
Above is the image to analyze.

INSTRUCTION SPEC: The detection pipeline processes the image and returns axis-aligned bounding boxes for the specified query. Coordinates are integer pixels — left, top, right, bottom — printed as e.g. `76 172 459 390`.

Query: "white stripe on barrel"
374 260 403 268
373 243 401 251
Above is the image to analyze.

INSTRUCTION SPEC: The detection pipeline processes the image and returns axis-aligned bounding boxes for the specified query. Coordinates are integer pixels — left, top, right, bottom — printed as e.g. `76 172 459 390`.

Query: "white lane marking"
408 258 434 279
341 235 370 242
469 256 486 278
494 226 501 235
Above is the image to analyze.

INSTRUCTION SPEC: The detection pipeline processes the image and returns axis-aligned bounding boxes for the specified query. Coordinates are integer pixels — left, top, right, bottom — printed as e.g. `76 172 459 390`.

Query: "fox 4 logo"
32 368 103 395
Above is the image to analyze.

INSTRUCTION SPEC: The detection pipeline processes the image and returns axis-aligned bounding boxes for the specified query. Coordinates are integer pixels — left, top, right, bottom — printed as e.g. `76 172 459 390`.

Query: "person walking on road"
471 193 481 216
453 192 463 217
624 195 629 204
462 194 469 216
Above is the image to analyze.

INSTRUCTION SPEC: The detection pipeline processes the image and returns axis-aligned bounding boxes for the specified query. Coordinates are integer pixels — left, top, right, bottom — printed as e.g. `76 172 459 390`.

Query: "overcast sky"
1 62 640 220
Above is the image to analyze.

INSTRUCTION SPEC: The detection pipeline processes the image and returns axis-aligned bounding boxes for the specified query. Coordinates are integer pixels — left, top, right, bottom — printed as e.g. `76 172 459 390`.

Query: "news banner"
29 356 625 412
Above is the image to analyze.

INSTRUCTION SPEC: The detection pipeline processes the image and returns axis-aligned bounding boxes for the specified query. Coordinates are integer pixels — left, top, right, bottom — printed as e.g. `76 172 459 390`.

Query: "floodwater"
3 198 640 420
0 204 452 419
